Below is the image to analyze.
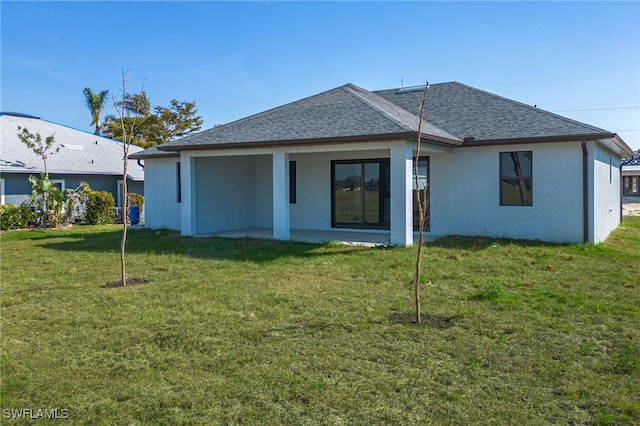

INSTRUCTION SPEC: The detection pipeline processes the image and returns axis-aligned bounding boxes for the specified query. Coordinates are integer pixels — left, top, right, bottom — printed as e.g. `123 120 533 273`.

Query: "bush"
84 191 115 225
0 204 36 230
128 193 144 211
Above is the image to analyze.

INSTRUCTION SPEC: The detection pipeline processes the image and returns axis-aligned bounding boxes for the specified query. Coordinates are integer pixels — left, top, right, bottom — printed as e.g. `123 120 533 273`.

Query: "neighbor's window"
500 151 532 206
50 179 65 192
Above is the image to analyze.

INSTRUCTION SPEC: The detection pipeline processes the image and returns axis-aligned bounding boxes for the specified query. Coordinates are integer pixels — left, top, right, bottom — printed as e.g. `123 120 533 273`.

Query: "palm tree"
83 87 109 135
116 91 151 117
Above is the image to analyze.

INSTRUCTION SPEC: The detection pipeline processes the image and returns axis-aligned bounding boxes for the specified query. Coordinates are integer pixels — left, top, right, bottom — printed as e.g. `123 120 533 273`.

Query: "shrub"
84 191 115 225
0 204 36 230
128 193 144 211
26 174 65 227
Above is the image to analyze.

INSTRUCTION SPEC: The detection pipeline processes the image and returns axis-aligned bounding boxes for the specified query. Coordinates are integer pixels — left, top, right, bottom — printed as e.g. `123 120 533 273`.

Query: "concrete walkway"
623 203 640 216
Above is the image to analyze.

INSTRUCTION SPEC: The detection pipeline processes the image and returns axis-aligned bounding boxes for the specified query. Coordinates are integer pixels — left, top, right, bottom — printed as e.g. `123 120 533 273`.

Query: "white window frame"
50 179 65 192
0 179 5 205
117 180 124 207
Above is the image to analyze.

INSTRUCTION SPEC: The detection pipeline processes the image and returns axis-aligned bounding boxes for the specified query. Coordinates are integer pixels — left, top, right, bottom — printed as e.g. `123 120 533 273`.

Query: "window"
50 179 65 192
0 179 5 205
624 176 639 196
176 162 182 203
413 157 430 231
332 159 390 229
289 161 296 204
500 151 532 206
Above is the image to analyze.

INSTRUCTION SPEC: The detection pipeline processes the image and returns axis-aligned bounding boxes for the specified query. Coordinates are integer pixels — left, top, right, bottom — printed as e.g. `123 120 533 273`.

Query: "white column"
180 155 196 236
390 142 413 246
272 151 290 240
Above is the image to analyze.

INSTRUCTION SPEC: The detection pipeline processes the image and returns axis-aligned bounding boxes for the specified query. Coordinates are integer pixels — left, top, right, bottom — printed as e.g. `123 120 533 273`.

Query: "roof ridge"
342 83 417 132
450 81 609 134
343 83 460 142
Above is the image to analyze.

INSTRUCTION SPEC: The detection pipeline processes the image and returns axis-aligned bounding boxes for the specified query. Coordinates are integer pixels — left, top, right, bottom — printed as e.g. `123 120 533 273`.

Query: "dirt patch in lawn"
103 277 150 288
388 312 458 329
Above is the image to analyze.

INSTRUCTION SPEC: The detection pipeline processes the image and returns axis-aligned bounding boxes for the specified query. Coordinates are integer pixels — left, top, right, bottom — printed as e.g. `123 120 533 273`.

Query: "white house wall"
144 157 181 231
145 139 622 244
253 156 273 228
195 156 254 234
592 142 622 243
430 142 585 243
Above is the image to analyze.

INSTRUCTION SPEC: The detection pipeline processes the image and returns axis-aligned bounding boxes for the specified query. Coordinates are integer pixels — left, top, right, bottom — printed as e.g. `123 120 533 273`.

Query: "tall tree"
154 100 203 144
83 87 109 135
116 91 151 117
103 97 203 148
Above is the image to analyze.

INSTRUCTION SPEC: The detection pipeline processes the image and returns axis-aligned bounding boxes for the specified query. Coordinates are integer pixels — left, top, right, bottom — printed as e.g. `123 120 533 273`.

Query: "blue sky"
2 1 639 151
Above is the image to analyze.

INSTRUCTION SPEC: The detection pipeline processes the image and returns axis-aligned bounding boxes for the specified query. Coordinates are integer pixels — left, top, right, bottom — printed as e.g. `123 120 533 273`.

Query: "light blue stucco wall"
1 172 143 207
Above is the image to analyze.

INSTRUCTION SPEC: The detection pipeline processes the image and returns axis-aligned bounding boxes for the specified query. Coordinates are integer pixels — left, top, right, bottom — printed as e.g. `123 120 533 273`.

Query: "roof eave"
461 133 618 147
462 132 635 158
157 132 463 152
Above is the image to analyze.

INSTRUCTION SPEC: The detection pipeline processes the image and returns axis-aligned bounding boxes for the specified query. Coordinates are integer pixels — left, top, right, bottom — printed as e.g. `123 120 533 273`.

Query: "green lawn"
1 218 639 425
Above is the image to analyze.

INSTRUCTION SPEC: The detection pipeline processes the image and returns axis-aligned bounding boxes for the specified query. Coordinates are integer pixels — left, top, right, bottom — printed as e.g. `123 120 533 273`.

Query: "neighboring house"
622 150 640 197
1 112 144 207
131 82 634 245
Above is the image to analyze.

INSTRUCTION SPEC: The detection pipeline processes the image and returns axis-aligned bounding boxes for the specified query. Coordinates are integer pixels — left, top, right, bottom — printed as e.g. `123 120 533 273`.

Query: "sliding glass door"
332 159 390 229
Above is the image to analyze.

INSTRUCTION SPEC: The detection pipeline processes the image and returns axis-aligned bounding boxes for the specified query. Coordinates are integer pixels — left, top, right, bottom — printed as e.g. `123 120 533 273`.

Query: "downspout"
620 162 624 223
581 139 589 244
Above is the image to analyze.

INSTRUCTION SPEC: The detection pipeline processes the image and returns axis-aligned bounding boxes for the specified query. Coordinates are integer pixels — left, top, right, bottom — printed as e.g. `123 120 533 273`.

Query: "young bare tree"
413 83 430 324
112 70 145 287
16 126 59 176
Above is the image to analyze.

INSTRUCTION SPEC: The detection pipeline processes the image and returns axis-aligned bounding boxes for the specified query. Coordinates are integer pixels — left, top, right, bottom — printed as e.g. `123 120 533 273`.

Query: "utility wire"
553 106 640 112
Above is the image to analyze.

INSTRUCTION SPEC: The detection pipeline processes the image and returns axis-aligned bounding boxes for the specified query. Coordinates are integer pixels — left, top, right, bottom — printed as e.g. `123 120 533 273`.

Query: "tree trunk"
510 152 528 204
412 83 430 324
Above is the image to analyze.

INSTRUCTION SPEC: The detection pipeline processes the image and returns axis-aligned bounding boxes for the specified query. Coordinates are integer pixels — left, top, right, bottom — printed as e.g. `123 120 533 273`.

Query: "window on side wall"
413 156 430 231
500 151 532 206
176 162 182 203
289 161 296 204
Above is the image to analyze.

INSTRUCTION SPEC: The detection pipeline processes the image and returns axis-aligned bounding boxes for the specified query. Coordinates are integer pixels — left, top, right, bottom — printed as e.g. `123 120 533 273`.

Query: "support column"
272 151 290 240
181 155 196 236
390 142 413 246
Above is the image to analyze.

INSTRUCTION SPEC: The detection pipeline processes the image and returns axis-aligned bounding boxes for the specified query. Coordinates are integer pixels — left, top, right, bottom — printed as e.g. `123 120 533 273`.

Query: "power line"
553 106 640 112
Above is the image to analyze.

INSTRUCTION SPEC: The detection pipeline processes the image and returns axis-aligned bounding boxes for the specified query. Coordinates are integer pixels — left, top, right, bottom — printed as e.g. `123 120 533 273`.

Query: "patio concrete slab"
211 228 391 246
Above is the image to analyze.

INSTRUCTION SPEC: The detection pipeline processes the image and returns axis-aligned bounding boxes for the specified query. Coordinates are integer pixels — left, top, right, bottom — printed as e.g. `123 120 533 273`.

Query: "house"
131 82 634 245
622 150 640 197
1 112 144 207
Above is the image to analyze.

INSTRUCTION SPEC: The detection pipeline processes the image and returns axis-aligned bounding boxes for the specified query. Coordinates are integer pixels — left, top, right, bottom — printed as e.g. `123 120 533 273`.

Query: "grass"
1 218 639 425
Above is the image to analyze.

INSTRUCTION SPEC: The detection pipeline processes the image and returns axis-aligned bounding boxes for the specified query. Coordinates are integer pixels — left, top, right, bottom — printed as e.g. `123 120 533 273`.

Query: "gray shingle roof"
1 113 144 180
375 82 610 141
156 83 460 152
139 81 625 156
622 150 640 167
